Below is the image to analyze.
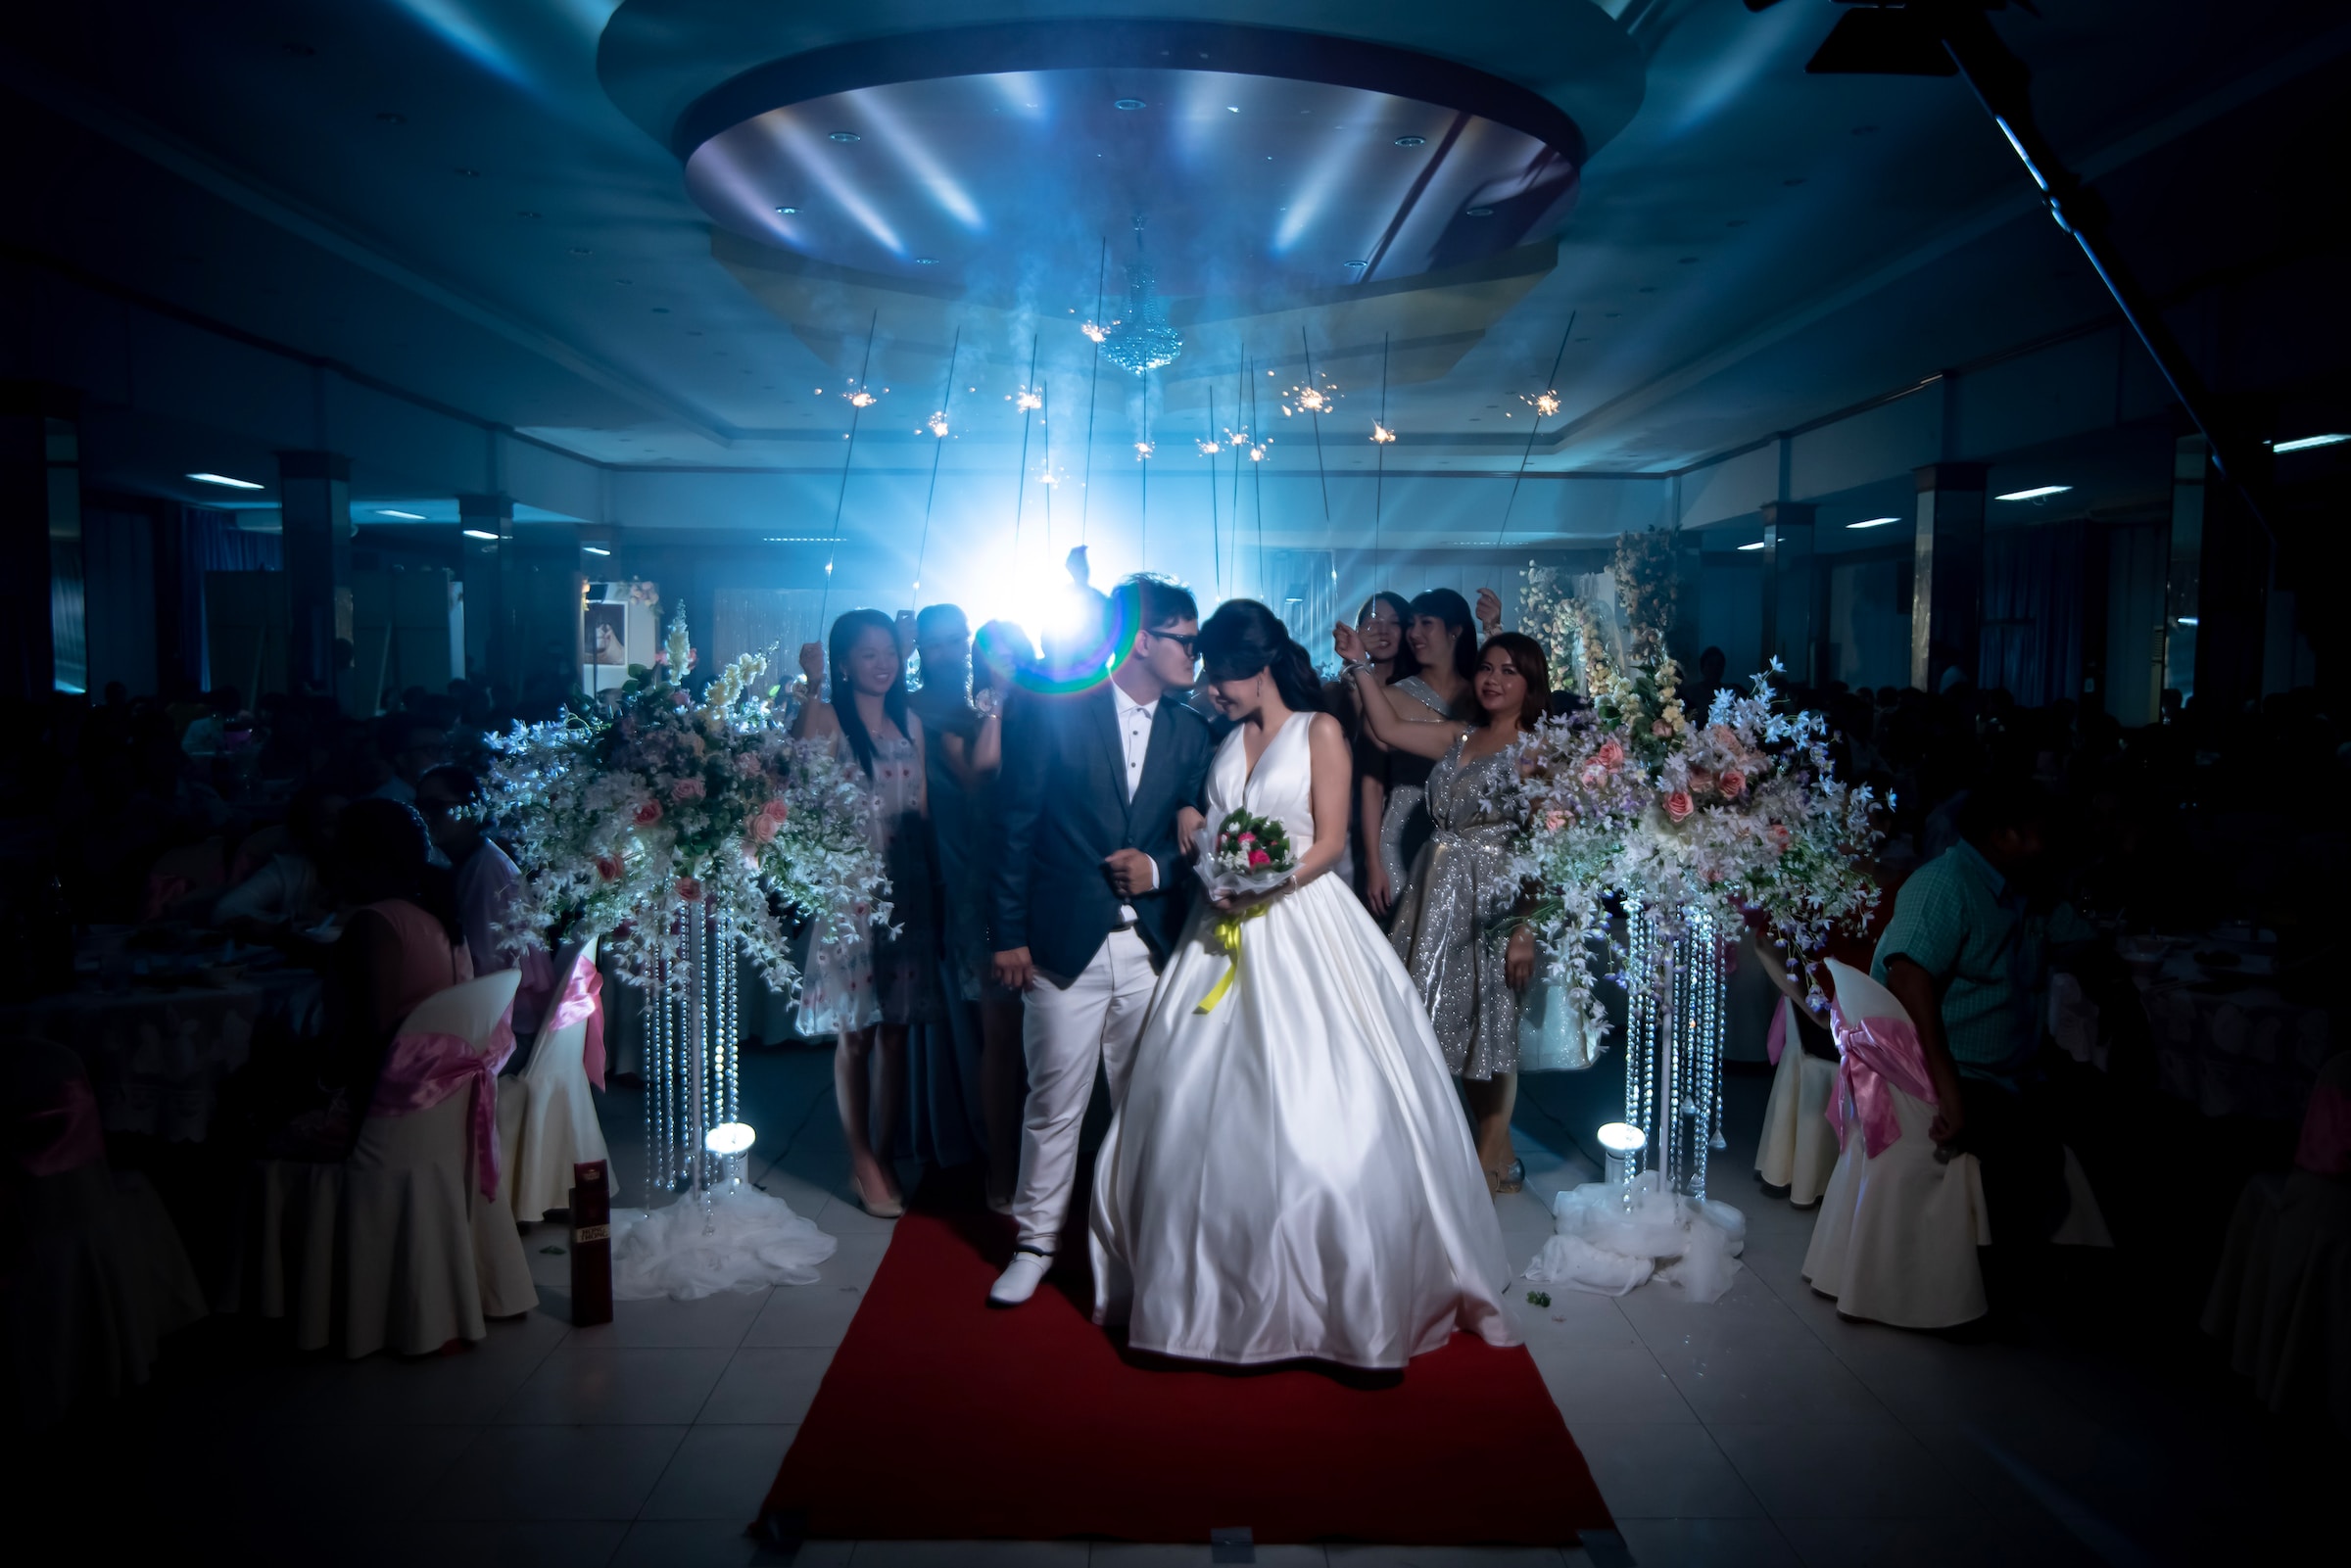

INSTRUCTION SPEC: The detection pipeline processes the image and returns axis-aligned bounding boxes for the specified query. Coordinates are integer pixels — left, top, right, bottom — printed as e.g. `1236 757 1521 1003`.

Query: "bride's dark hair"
1196 599 1321 714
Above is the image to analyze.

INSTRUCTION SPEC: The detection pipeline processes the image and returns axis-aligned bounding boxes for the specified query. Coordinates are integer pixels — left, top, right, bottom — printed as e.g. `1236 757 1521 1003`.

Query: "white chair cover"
1801 961 1991 1329
1755 997 1839 1206
234 970 536 1356
6 1041 208 1430
498 937 611 1222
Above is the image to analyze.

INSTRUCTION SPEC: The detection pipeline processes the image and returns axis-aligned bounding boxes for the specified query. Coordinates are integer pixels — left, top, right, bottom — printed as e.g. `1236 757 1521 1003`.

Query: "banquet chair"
234 970 538 1356
1801 960 1991 1329
497 936 611 1222
4 1038 208 1430
1756 996 1840 1207
2203 1049 2351 1430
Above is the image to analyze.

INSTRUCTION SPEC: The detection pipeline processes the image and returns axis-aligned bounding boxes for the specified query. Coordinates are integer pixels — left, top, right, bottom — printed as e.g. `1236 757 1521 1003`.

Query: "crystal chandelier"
1097 215 1181 377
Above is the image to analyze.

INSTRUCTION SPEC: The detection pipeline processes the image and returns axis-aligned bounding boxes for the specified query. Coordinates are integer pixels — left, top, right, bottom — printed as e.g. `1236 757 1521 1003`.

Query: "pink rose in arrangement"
1544 807 1570 832
735 752 764 777
1595 739 1625 768
1718 769 1747 800
1767 822 1792 853
1688 767 1714 794
1664 789 1695 823
676 877 703 902
1580 765 1606 788
1651 720 1674 738
1249 849 1271 867
633 799 663 826
595 855 621 881
762 798 789 822
747 812 779 844
1238 832 1256 844
670 777 706 803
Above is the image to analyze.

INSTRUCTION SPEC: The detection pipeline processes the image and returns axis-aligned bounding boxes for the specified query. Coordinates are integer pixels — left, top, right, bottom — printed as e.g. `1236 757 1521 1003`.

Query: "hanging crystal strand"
645 942 662 1201
1660 923 1680 1196
685 897 709 1227
721 904 739 1126
1707 922 1729 1157
1690 908 1712 1203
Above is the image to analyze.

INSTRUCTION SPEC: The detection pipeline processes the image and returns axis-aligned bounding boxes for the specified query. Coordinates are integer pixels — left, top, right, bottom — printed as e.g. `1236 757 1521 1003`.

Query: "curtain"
1979 521 2084 707
181 508 281 689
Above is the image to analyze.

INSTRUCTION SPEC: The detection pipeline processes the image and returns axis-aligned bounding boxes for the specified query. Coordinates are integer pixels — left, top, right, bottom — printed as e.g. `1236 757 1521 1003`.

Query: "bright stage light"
188 472 264 490
2271 433 2349 452
463 528 500 541
1597 1122 1648 1155
1995 485 2071 501
704 1122 757 1156
1847 516 1898 529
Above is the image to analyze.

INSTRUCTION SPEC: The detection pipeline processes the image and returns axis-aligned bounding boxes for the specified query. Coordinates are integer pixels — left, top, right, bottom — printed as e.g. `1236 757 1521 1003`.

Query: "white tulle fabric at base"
609 1186 838 1301
1526 1176 1748 1304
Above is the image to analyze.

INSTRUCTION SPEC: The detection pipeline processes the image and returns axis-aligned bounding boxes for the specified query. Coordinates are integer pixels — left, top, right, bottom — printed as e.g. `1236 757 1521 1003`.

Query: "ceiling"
3 0 2345 523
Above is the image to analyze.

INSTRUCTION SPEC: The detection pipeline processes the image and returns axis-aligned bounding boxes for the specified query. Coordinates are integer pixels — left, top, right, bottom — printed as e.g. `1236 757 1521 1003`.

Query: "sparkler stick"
1300 326 1330 523
1207 385 1222 600
818 309 880 630
1493 314 1575 551
910 324 962 609
1081 236 1105 546
1011 332 1039 553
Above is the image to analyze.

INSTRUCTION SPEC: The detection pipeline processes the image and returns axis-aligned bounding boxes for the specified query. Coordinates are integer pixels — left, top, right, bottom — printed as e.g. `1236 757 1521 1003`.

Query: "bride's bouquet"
1195 808 1297 901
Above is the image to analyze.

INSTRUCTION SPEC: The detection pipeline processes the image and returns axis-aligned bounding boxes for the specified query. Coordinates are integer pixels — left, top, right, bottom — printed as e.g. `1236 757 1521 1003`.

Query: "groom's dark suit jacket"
989 680 1216 983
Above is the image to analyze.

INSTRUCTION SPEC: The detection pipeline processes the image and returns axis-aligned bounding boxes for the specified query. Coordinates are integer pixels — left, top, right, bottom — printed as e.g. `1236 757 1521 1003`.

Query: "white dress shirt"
1110 681 1160 910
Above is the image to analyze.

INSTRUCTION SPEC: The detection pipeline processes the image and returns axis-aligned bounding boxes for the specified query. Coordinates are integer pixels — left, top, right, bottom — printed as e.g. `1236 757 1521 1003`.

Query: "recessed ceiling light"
462 528 500 541
1738 541 1767 551
775 206 798 215
1395 135 1425 147
1995 485 2072 500
2271 433 2349 452
1464 206 1494 217
912 257 939 264
188 472 264 490
582 545 611 556
1847 515 1899 529
1344 260 1368 269
1225 106 1239 113
1115 98 1146 111
375 508 425 520
828 131 860 143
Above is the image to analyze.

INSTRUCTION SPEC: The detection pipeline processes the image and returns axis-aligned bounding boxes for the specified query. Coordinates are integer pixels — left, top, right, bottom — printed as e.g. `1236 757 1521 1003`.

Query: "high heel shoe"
1491 1158 1526 1196
850 1170 903 1218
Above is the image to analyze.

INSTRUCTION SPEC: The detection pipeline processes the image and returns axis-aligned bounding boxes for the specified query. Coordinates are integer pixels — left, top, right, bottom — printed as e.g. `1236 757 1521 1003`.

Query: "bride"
1089 599 1518 1369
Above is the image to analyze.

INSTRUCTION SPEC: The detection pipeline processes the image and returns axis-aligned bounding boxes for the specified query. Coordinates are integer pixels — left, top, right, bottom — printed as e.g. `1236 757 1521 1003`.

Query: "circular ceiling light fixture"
1464 205 1495 217
828 130 860 142
912 256 939 264
776 205 798 214
1394 135 1425 147
1114 98 1146 110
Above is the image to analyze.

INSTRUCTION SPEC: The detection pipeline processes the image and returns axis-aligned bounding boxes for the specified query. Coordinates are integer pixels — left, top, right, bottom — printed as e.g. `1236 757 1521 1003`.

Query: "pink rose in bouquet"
633 799 663 826
1718 769 1747 800
747 812 779 843
1595 738 1625 768
670 777 707 803
1544 807 1570 832
595 855 621 881
762 798 789 822
1689 767 1714 794
1249 849 1271 867
1664 789 1695 823
676 876 703 902
1651 720 1673 738
735 752 764 777
1767 822 1792 853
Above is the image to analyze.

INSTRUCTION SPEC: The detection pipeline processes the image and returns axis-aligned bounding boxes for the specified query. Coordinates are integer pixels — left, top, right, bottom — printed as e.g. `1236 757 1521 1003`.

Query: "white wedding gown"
1089 711 1519 1368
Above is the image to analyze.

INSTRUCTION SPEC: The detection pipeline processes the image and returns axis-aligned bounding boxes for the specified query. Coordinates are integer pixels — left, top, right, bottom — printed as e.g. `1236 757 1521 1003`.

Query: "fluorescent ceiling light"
1737 541 1766 551
462 528 500 541
1847 515 1899 529
582 545 611 556
1995 485 2072 501
375 508 425 520
188 472 264 490
2177 616 2199 627
2270 433 2349 452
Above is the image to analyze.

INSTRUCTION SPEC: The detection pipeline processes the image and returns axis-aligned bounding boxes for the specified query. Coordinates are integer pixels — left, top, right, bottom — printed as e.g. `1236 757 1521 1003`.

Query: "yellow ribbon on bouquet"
1193 903 1270 1014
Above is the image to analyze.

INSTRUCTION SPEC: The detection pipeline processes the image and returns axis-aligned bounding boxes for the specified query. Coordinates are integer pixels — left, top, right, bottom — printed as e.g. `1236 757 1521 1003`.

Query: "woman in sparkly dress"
1337 626 1549 1194
1359 590 1478 926
794 609 943 1216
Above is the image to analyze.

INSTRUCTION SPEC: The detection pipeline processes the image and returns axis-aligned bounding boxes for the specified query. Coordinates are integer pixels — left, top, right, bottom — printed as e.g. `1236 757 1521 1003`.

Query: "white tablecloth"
2130 949 2328 1120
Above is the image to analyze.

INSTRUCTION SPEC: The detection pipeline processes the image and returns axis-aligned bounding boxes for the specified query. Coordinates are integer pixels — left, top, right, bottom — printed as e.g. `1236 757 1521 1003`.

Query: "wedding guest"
1339 627 1547 1192
961 620 1029 1209
1872 775 2100 1305
368 713 450 807
211 784 344 936
906 602 992 1172
1361 589 1478 923
794 609 943 1217
1328 593 1418 906
414 764 553 1038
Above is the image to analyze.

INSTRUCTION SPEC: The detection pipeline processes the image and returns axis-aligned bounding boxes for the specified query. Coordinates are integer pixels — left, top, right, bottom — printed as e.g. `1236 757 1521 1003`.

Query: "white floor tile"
1706 1420 1983 1520
697 1345 838 1424
1610 1517 1803 1568
427 1424 689 1520
495 1344 735 1425
640 1423 797 1519
1562 1423 1766 1519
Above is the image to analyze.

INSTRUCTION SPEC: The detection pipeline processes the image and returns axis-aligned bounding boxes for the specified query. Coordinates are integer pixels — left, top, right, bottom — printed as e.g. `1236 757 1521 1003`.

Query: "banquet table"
2073 936 2333 1121
1 968 324 1143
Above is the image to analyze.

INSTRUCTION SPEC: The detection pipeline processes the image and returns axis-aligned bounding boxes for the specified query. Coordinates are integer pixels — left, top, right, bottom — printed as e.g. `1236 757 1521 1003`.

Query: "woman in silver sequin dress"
1338 626 1550 1193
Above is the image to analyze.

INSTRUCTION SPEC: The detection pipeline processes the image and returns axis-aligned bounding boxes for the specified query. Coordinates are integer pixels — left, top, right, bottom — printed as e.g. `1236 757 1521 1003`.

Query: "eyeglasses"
1149 630 1199 659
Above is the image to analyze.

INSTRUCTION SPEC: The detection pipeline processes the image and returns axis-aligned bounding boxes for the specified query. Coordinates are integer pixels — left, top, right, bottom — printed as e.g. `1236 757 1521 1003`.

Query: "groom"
986 574 1214 1306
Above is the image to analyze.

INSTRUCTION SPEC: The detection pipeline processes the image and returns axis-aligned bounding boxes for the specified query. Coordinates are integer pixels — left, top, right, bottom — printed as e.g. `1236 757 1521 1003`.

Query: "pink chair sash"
20 1074 106 1177
1826 1001 1940 1160
2296 1083 2351 1176
1766 995 1791 1067
369 1016 515 1198
544 953 606 1090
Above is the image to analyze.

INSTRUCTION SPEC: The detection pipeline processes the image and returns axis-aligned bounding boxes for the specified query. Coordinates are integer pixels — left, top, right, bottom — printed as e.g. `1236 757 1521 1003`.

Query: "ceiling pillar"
456 492 511 688
1758 500 1818 686
1908 462 1987 693
276 450 354 705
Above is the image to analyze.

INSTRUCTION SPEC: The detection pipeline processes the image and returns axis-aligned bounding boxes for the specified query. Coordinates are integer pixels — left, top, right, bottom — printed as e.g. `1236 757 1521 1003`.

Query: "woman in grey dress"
1337 626 1550 1193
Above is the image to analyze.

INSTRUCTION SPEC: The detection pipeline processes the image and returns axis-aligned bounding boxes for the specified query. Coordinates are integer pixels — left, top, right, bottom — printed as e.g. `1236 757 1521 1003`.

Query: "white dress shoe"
988 1250 1053 1307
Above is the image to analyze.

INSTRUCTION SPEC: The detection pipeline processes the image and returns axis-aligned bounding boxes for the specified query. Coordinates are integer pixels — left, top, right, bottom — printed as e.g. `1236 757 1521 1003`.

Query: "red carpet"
758 1174 1612 1545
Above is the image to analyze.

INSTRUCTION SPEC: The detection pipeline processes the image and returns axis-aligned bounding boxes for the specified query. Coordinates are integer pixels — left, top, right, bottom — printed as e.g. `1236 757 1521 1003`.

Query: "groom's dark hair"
1113 573 1198 634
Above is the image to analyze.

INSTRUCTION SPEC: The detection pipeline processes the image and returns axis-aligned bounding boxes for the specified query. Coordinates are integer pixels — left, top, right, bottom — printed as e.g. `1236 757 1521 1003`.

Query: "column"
2157 435 2204 715
2181 434 2271 719
0 382 81 699
276 451 353 703
1758 500 1818 684
456 492 511 687
1908 462 1987 693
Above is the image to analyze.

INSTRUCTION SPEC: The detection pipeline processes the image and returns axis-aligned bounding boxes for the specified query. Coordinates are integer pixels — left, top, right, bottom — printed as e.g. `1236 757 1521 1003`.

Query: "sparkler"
845 389 877 409
1013 389 1042 411
1495 313 1577 551
1012 333 1040 553
1370 422 1396 444
819 309 881 628
1372 332 1392 567
910 324 962 609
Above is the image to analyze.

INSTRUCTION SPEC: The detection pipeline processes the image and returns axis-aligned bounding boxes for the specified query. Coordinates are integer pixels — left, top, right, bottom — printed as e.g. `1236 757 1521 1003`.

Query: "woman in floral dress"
794 609 942 1215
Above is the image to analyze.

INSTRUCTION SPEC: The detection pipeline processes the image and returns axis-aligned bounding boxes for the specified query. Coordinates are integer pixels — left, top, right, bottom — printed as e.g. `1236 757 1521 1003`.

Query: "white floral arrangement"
483 611 889 996
1498 641 1881 1037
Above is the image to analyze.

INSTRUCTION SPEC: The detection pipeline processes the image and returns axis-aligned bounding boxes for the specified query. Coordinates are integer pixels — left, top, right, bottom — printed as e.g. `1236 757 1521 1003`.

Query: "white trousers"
1012 927 1159 1255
